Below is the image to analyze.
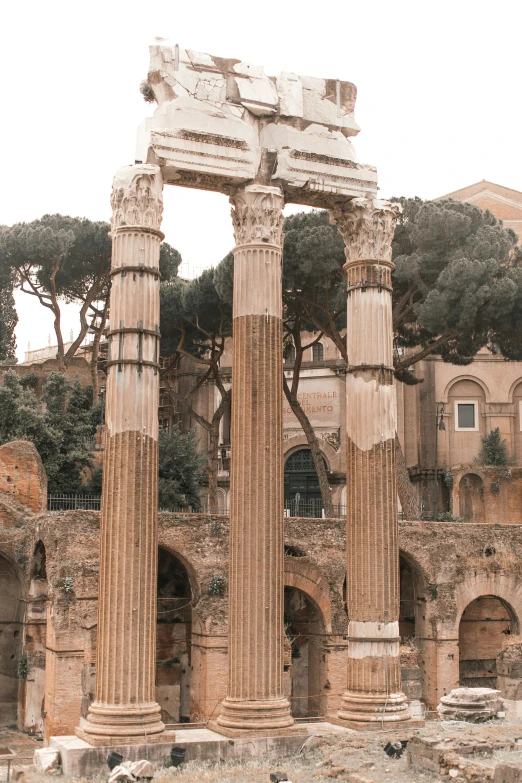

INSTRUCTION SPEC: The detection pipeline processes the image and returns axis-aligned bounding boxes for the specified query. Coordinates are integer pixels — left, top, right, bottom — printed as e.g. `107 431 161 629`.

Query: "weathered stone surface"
333 199 410 728
216 183 296 735
438 687 503 722
77 164 165 744
136 43 377 205
34 748 60 773
494 762 522 782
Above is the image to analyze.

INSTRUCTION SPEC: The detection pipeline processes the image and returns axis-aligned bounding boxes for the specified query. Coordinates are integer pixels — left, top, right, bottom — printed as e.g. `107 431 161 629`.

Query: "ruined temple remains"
74 43 408 743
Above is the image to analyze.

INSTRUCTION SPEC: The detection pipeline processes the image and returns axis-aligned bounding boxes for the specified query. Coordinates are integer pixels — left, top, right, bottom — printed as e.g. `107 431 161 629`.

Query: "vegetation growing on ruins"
478 427 510 466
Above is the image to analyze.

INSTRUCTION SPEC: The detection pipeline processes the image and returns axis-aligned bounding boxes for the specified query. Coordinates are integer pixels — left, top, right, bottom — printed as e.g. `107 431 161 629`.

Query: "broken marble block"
108 761 155 783
437 687 503 722
34 748 60 773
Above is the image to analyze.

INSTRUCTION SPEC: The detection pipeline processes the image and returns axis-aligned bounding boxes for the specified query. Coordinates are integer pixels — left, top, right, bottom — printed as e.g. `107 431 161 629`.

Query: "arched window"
284 449 328 517
312 343 324 362
284 343 296 363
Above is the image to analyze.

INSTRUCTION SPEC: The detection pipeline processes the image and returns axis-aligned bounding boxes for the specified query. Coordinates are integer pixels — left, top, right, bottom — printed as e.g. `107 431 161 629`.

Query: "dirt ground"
7 720 522 783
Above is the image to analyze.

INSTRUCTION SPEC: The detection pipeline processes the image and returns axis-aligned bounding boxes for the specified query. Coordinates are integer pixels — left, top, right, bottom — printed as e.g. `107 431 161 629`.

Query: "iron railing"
47 494 101 511
47 495 405 520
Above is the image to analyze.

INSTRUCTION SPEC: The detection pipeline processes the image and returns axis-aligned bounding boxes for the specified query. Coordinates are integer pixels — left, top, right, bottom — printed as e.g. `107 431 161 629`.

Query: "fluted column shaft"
78 165 165 743
330 198 410 728
216 184 294 733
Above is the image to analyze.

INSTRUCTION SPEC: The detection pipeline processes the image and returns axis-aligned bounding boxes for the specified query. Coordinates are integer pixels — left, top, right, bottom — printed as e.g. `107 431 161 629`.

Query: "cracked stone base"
211 697 306 737
328 690 423 731
76 702 166 746
207 720 307 738
328 715 424 731
75 728 173 746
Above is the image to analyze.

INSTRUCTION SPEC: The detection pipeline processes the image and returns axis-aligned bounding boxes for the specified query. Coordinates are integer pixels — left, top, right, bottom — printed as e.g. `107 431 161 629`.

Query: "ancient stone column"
215 184 296 735
330 198 411 729
77 164 165 744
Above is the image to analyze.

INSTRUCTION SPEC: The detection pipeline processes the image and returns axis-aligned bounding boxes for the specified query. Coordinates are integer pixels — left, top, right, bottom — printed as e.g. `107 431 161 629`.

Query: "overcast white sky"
2 0 522 361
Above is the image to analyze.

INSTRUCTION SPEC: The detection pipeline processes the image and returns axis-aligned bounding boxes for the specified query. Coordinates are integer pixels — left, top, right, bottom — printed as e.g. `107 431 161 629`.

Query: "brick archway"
157 541 200 602
284 559 332 633
455 573 522 633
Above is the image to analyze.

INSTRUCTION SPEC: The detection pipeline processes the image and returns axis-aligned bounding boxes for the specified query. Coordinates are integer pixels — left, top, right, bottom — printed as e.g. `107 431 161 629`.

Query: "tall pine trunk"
395 435 419 519
207 419 220 513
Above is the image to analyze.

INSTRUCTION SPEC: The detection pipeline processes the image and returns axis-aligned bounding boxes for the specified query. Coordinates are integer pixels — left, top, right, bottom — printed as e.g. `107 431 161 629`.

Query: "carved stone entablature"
110 164 163 232
230 184 284 247
329 198 401 266
136 44 378 205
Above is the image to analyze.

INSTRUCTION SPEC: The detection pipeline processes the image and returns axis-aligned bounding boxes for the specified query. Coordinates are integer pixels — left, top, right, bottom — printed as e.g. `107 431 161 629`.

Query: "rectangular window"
454 401 479 431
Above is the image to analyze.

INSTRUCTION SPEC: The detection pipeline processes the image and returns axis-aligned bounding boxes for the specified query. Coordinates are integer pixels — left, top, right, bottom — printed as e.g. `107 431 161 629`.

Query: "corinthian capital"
111 164 163 232
230 184 285 247
329 198 401 265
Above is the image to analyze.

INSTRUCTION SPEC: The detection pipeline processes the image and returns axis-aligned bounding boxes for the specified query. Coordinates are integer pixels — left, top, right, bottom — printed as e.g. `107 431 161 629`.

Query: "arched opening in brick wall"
459 473 485 523
156 547 193 723
0 552 24 726
399 556 416 641
399 552 425 702
25 541 48 732
284 586 327 719
459 595 514 688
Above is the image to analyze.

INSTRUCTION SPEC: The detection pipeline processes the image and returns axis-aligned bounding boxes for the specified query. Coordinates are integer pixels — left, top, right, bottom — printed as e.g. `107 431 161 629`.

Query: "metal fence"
48 494 101 511
47 495 405 520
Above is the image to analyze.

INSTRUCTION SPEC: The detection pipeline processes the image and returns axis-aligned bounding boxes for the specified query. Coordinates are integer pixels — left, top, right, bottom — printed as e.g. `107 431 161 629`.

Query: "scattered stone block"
124 760 154 779
34 748 60 774
108 765 134 783
437 688 503 722
497 642 522 700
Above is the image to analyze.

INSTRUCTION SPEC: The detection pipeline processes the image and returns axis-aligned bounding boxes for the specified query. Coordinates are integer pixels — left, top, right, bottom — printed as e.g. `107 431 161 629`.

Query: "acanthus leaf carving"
329 197 401 265
111 164 164 232
230 184 284 247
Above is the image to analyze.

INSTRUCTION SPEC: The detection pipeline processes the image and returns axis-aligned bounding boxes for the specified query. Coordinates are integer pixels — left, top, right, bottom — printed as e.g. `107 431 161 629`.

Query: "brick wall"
0 441 47 518
3 509 522 734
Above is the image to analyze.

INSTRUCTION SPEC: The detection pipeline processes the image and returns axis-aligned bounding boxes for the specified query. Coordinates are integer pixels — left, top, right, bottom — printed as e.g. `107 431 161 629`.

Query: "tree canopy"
391 198 522 375
0 370 97 493
0 232 17 361
158 425 206 510
0 214 180 385
273 201 522 379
